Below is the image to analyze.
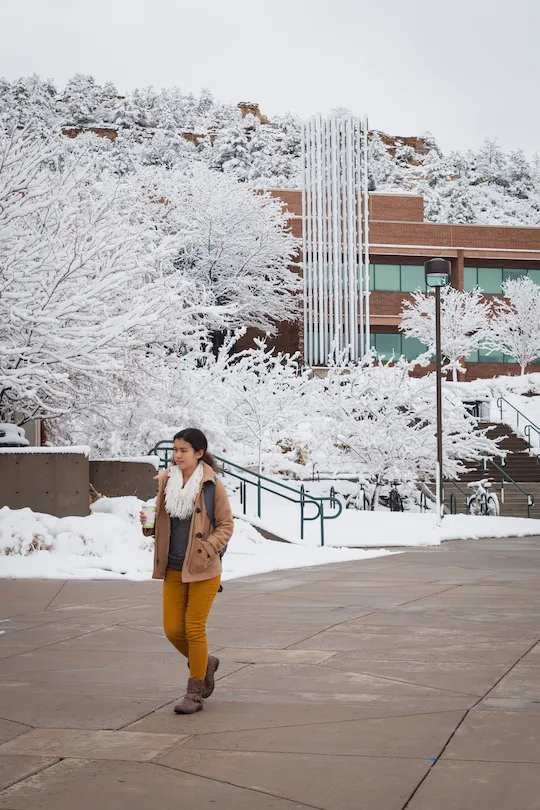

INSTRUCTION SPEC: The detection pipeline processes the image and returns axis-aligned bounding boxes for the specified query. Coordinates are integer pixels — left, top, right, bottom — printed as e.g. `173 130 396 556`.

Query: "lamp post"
424 258 452 524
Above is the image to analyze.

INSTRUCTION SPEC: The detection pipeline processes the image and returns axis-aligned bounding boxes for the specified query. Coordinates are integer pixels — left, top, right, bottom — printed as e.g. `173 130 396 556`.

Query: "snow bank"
93 456 161 469
0 445 90 456
0 504 392 581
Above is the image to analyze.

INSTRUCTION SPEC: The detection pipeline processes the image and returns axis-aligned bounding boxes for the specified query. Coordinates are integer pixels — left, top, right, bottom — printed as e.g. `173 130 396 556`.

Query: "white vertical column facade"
302 114 370 366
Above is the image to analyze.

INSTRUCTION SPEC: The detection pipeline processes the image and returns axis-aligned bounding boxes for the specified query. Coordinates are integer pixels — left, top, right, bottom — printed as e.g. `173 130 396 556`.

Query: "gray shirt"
168 515 191 570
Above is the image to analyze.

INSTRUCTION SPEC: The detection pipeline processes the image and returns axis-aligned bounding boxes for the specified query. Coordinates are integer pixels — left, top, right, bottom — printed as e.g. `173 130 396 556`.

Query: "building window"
467 349 540 365
369 264 429 293
370 332 428 361
464 267 540 295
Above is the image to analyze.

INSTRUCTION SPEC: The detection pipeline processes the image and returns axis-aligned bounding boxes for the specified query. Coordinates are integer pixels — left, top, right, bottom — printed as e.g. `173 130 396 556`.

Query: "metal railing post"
300 484 305 540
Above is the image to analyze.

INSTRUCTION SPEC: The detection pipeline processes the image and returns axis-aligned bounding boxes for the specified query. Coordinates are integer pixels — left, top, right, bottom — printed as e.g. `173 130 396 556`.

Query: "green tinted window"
374 333 401 358
503 269 527 285
466 349 479 363
528 269 540 286
374 264 400 291
402 335 429 361
477 267 503 294
401 265 426 293
464 267 478 291
479 348 504 363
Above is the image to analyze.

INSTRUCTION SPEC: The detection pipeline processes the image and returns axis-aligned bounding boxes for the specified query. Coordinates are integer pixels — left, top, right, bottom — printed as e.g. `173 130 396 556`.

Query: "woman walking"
141 429 234 714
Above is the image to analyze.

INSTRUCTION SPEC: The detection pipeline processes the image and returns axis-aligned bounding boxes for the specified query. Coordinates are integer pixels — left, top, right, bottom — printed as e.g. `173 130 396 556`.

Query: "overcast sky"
2 0 538 154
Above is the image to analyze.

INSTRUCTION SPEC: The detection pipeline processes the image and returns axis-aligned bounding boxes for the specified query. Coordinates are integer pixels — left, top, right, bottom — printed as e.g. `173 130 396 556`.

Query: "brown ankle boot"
174 678 204 714
202 656 220 699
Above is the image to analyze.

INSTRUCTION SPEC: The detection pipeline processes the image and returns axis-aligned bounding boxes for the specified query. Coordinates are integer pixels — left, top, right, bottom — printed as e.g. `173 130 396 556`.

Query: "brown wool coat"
144 461 234 582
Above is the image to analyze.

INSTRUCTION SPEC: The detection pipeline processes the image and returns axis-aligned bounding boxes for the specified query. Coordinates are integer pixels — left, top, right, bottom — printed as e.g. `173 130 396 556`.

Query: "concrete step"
444 480 539 518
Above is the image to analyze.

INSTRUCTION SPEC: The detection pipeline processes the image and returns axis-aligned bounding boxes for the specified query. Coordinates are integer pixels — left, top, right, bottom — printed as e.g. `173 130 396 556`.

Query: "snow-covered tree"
0 127 205 424
484 276 540 373
211 123 251 181
367 132 396 189
153 164 301 341
203 335 307 473
400 286 491 381
62 74 100 126
320 355 501 507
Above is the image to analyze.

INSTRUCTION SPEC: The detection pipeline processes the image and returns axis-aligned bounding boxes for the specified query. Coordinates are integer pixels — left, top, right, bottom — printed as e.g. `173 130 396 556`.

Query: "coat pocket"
189 538 215 575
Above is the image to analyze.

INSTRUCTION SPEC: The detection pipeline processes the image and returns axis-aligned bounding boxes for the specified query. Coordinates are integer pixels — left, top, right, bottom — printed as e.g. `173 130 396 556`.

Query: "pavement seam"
43 582 68 611
318 663 483 698
154 760 326 810
178 744 441 761
187 707 467 738
281 585 462 651
116 665 252 731
0 757 62 793
399 634 540 810
0 621 126 660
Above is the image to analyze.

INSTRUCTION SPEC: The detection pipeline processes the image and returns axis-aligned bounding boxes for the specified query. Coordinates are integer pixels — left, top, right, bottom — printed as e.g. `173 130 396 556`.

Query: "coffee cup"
142 502 157 529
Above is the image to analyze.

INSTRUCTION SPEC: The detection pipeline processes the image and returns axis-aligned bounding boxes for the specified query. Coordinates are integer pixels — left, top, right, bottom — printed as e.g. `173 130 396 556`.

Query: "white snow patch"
0 504 393 581
93 456 161 469
0 446 90 456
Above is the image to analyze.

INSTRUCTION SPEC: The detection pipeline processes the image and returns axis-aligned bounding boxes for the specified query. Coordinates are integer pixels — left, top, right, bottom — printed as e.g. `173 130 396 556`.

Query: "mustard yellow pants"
162 569 221 680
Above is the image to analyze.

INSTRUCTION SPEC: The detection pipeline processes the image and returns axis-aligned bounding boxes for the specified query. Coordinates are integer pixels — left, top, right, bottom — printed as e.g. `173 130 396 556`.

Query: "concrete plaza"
0 536 539 809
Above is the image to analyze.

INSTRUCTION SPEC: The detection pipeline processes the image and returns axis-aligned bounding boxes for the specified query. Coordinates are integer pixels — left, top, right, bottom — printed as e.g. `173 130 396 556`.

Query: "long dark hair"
173 428 218 471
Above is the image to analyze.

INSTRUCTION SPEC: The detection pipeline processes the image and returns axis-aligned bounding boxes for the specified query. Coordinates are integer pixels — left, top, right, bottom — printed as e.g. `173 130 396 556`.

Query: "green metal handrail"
482 457 535 518
497 396 540 451
148 441 343 546
446 479 469 514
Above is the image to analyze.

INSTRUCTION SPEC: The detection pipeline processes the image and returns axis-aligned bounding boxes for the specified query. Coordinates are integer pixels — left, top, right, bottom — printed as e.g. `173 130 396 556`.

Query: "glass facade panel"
477 267 503 294
402 335 429 361
464 267 478 291
373 333 401 358
466 349 479 363
374 264 400 291
502 269 527 284
479 348 504 363
369 333 428 362
528 269 540 286
400 265 426 293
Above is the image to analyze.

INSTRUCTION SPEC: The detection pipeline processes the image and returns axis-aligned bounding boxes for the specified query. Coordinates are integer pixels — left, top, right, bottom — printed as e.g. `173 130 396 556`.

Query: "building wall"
261 189 540 379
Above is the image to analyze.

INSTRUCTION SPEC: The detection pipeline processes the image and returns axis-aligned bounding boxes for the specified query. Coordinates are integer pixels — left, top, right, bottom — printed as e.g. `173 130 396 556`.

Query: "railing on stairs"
148 441 343 546
447 480 469 515
482 457 535 518
496 396 540 453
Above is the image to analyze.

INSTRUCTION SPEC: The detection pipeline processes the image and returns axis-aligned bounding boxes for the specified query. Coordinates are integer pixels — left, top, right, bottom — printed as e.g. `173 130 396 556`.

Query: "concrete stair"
445 422 540 518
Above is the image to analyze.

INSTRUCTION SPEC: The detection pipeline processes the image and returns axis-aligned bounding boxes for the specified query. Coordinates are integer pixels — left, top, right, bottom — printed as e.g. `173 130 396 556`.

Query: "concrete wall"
89 460 158 501
0 451 89 517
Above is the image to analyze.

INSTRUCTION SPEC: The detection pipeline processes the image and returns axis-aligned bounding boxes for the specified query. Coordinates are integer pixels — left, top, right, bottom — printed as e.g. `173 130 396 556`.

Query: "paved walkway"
0 536 539 809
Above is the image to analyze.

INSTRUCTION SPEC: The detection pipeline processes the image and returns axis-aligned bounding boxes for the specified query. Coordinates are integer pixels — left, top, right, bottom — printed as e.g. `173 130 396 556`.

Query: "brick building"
264 189 540 380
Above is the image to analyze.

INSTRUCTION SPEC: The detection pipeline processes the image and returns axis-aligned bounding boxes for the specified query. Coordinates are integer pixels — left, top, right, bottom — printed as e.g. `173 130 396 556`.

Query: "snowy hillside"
3 74 540 225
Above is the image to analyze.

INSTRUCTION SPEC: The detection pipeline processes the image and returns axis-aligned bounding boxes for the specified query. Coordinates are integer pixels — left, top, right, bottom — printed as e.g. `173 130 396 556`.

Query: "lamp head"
425 258 451 288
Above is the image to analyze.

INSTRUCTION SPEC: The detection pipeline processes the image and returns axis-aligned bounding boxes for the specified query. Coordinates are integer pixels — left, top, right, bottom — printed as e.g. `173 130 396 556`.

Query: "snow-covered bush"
318 354 501 508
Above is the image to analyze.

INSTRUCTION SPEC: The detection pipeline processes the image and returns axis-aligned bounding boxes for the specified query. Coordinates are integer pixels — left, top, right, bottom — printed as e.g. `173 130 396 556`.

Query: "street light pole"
435 283 444 523
424 258 452 525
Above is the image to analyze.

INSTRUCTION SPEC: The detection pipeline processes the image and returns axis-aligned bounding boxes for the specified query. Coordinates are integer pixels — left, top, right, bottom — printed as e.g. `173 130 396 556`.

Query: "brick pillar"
451 250 464 290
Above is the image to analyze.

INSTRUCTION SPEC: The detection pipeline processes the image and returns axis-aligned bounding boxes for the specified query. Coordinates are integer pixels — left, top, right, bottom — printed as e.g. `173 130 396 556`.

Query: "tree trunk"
211 330 227 359
370 482 382 510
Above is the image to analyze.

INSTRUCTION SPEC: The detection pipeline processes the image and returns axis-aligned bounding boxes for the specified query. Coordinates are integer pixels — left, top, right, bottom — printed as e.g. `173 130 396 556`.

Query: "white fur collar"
164 462 203 519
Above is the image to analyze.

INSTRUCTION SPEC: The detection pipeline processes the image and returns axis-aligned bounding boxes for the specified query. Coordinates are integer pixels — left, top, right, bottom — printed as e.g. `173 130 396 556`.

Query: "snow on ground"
228 484 540 547
0 504 393 581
